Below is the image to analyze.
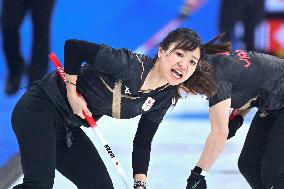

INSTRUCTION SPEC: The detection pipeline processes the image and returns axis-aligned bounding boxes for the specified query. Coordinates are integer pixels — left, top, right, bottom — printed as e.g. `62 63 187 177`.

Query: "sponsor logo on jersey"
142 97 155 111
124 86 131 95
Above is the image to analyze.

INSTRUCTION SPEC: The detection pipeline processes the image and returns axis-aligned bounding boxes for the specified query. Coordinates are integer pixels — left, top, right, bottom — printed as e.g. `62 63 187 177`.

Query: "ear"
158 47 163 58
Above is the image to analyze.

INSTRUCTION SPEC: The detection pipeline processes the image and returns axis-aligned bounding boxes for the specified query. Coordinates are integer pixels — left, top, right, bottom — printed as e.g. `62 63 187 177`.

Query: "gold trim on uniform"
112 80 122 119
99 77 140 119
100 77 139 99
239 96 258 110
138 84 170 94
135 54 145 81
158 84 170 91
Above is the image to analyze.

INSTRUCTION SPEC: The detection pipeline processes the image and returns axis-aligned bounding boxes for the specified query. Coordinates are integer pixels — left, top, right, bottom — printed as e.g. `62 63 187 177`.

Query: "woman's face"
157 44 201 86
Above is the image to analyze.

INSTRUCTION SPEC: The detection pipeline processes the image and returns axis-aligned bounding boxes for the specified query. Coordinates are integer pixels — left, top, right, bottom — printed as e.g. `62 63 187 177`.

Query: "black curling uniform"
208 50 284 111
207 50 284 189
11 39 174 189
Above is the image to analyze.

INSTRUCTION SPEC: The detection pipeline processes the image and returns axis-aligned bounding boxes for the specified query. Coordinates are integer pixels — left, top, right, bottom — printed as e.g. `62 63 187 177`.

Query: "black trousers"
219 0 265 51
1 0 55 83
11 85 114 189
238 110 284 189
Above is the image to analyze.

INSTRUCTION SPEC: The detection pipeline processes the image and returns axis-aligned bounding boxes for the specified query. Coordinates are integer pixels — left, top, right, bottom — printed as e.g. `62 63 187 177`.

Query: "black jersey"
208 50 284 112
36 39 174 175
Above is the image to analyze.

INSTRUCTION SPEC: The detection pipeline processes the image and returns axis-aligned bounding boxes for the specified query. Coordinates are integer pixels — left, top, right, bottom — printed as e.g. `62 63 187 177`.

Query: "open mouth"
171 69 183 79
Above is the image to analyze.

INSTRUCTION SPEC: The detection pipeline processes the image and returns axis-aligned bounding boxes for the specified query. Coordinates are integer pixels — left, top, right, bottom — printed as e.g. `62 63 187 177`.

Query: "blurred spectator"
1 0 55 95
219 0 265 51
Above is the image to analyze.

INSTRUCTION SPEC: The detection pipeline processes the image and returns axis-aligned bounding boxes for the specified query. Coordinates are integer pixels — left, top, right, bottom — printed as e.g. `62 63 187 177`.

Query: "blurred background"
1 0 284 188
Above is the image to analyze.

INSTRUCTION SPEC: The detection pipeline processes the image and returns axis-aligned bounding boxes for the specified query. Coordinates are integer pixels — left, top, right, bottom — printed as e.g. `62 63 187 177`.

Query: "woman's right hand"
66 74 92 119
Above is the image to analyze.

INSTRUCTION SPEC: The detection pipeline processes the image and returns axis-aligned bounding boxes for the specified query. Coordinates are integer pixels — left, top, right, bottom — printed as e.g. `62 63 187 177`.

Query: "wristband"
133 181 147 189
66 80 77 87
193 166 207 176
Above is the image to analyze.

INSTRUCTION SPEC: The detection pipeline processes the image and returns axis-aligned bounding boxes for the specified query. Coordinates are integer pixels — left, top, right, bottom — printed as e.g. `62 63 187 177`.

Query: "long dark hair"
158 28 232 105
182 33 232 101
203 32 232 54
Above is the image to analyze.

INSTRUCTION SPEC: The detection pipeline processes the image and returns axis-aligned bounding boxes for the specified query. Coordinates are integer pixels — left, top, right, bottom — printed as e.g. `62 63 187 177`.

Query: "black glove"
186 167 207 189
227 114 244 139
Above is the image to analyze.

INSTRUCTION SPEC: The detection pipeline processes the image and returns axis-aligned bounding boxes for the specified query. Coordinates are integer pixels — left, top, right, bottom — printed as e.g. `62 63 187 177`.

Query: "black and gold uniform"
11 40 174 189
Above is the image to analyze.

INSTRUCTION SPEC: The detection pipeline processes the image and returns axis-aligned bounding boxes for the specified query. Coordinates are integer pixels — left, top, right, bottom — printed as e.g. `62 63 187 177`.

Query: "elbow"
210 128 229 140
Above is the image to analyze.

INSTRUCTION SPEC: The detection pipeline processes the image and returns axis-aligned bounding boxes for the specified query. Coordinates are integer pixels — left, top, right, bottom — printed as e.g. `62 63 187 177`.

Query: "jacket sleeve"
64 39 134 76
209 81 232 107
132 94 172 176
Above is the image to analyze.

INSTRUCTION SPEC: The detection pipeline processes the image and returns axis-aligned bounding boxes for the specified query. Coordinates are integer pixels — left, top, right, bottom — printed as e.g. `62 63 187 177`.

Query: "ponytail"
203 32 232 54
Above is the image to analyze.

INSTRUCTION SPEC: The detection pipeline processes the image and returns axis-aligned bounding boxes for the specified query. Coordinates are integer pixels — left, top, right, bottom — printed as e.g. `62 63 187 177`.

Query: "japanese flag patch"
142 97 155 111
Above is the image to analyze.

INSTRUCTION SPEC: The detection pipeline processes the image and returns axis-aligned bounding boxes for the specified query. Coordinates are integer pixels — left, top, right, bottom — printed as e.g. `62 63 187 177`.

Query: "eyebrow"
192 56 199 61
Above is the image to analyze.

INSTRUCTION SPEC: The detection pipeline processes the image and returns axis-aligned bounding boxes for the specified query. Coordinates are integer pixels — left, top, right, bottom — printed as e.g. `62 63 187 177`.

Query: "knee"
237 154 261 181
238 155 250 177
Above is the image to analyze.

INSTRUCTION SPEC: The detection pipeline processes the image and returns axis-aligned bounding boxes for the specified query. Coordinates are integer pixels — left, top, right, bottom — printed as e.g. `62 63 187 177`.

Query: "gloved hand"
186 168 207 189
227 110 244 139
